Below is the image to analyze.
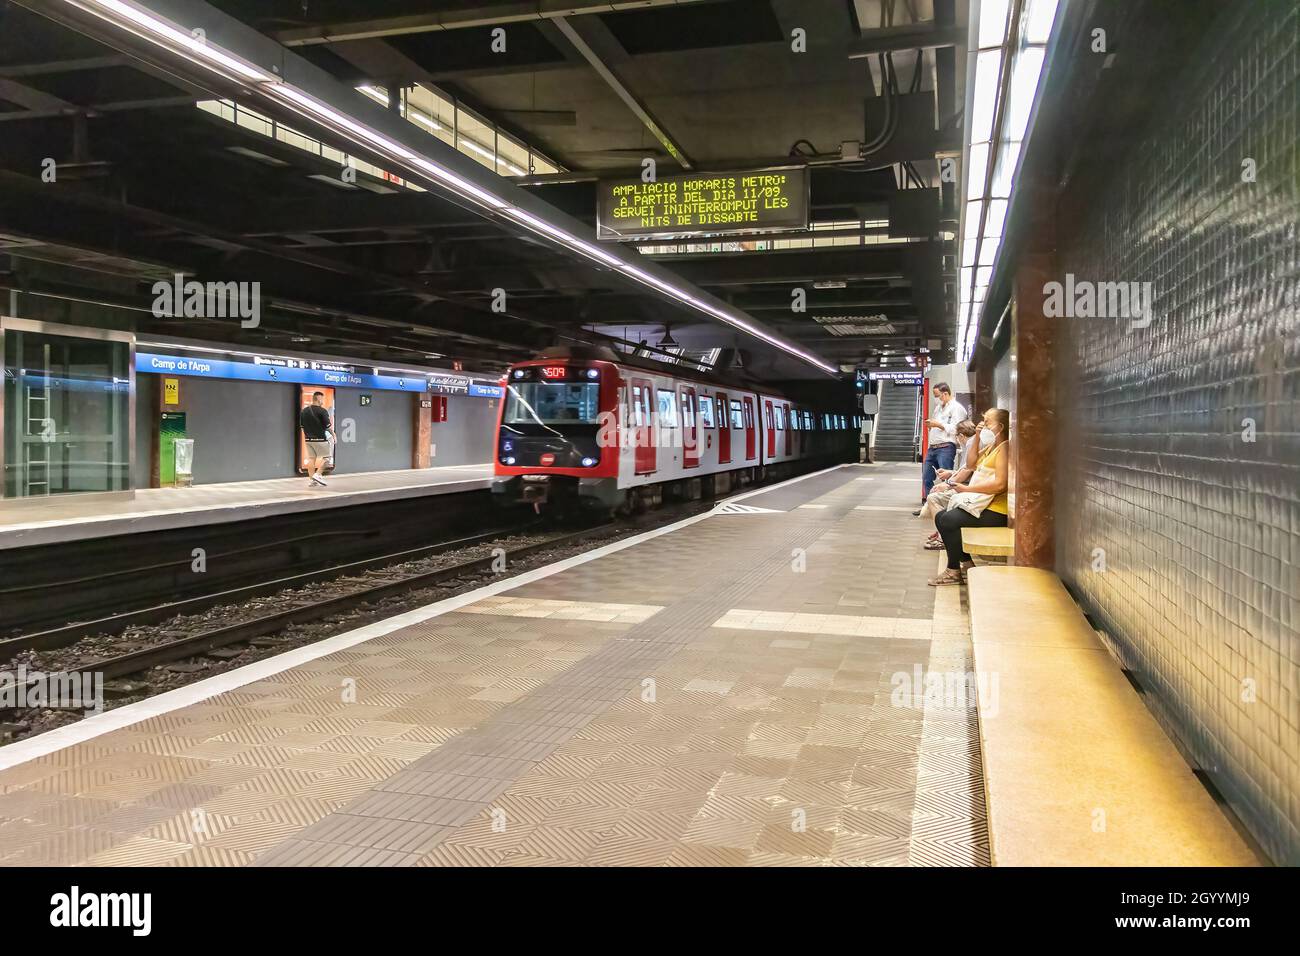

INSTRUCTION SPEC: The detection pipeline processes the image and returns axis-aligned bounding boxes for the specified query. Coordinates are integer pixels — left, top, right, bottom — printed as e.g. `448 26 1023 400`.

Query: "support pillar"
1009 232 1056 569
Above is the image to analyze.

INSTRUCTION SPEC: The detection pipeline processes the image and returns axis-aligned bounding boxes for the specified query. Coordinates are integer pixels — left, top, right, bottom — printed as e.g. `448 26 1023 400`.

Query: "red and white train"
491 347 856 513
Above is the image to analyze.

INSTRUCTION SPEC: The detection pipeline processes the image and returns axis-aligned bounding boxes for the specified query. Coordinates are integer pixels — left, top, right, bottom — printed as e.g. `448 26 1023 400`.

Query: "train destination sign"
596 167 810 239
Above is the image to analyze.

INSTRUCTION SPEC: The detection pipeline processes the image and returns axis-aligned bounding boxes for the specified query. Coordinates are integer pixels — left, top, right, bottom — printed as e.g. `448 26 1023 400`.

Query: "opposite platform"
0 462 989 867
0 465 493 551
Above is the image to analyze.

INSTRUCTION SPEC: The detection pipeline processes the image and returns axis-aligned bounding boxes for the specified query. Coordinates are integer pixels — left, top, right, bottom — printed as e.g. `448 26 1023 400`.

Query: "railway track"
0 522 615 706
2 523 540 656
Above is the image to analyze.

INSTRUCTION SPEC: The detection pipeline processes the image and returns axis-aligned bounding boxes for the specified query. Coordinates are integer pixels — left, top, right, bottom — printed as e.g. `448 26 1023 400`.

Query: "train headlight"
585 368 599 380
512 369 525 379
581 457 597 467
503 456 516 465
502 441 513 451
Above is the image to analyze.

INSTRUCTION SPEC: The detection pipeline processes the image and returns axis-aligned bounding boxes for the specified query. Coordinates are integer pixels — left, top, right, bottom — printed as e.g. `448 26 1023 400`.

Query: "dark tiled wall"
1053 2 1299 863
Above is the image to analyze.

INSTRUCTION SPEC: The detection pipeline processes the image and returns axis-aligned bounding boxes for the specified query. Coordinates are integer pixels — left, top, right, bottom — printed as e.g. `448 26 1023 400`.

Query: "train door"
743 397 756 460
631 378 656 474
764 399 776 458
679 385 699 468
716 391 731 464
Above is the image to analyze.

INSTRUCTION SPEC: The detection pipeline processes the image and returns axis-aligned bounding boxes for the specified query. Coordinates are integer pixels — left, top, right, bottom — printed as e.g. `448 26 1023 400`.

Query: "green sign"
160 412 186 485
596 167 810 240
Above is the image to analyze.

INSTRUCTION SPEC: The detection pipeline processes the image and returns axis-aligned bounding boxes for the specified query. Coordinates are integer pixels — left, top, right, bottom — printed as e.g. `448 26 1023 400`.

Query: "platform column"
1007 181 1056 569
413 394 432 468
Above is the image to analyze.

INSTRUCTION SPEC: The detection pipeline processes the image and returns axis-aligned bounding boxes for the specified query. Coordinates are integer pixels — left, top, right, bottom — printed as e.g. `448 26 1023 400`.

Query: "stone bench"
967 566 1259 866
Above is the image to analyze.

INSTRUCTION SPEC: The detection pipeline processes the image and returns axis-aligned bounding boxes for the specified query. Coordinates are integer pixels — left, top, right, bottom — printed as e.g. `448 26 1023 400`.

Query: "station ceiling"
0 0 964 380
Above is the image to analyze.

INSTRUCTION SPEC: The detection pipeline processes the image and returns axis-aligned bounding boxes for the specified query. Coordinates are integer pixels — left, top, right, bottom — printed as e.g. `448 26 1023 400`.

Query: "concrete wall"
132 375 497 485
331 388 413 475
431 394 498 467
1052 1 1299 864
181 375 297 484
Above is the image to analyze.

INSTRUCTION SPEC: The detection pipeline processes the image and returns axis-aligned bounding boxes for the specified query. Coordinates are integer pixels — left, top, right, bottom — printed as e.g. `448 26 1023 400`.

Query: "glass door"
2 321 133 499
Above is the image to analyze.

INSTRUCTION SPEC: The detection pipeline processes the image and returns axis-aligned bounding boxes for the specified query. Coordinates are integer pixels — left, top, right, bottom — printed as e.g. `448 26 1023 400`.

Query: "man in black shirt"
299 391 333 487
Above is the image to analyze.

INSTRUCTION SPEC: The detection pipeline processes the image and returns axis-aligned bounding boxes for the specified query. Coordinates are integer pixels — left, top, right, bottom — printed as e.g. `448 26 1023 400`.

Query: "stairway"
872 381 920 462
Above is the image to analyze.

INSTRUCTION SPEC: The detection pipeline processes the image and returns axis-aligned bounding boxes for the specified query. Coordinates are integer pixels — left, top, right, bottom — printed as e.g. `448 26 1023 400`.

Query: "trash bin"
174 438 195 488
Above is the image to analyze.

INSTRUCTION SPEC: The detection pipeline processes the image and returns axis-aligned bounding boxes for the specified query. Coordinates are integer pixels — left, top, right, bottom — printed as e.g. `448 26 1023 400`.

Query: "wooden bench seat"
967 566 1259 866
962 526 1014 559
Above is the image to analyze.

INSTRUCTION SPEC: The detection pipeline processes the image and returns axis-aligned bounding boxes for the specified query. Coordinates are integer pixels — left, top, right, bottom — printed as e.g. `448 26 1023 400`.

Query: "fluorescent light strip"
70 0 276 83
60 0 832 373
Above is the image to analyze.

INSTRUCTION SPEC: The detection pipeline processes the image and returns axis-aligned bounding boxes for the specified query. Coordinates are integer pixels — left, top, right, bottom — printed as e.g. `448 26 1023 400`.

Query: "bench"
961 526 1013 560
967 566 1259 866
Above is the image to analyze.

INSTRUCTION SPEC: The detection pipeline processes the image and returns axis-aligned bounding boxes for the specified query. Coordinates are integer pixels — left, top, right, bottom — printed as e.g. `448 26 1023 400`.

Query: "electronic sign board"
596 167 810 240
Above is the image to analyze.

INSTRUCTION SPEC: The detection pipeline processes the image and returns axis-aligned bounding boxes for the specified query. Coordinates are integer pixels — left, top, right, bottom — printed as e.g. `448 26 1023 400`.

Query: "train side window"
730 399 743 428
774 405 785 429
656 389 678 427
699 395 715 428
631 384 645 426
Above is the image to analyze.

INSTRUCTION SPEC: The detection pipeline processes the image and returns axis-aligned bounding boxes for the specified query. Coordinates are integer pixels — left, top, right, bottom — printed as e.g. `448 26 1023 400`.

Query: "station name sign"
137 350 501 398
596 167 810 240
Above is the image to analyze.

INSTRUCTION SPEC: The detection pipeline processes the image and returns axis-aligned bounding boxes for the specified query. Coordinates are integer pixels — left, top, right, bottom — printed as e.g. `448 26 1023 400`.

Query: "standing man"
915 382 966 515
299 391 333 488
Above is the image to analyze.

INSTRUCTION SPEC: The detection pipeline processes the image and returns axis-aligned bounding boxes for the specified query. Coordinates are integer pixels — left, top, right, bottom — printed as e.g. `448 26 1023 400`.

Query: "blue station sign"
136 350 499 397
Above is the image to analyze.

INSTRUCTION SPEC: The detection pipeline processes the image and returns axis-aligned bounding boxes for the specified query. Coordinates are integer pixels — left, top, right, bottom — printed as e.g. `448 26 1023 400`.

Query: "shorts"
305 440 331 461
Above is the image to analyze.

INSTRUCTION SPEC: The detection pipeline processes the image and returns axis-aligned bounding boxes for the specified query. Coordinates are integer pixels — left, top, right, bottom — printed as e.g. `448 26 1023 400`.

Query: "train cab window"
504 379 600 425
656 389 678 427
730 399 743 428
699 395 716 428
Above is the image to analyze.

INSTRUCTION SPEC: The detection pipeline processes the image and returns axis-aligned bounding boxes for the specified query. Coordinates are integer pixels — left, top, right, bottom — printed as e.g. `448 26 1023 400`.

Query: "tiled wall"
1052 2 1299 864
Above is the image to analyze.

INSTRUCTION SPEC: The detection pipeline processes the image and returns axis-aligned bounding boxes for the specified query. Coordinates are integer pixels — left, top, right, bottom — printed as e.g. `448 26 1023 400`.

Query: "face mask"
980 428 996 447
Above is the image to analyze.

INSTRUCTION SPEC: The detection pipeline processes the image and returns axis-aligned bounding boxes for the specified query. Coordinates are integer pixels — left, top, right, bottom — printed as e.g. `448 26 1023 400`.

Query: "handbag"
944 444 1003 517
946 490 994 517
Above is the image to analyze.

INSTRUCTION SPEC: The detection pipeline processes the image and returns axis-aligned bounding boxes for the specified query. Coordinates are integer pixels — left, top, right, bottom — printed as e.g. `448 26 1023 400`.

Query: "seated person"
928 408 1010 586
920 420 980 547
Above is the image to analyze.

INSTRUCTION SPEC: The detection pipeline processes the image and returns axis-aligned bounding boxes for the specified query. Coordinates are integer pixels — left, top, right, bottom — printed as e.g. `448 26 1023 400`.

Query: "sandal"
924 538 945 550
928 569 965 587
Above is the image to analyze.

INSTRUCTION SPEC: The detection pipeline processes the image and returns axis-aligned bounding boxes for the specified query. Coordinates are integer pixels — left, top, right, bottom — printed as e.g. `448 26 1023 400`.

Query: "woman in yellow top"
929 408 1010 586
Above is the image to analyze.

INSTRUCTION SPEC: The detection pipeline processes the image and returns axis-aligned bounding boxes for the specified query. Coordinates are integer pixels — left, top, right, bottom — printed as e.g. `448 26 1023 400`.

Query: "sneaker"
911 508 923 517
311 474 327 486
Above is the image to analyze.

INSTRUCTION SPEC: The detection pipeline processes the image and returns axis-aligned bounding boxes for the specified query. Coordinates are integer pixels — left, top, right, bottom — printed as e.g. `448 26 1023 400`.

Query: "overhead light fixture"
66 0 278 84
956 0 1062 362
57 0 836 375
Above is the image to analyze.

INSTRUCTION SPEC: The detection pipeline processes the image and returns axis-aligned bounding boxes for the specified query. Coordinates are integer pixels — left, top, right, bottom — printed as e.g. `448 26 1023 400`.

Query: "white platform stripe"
713 503 782 514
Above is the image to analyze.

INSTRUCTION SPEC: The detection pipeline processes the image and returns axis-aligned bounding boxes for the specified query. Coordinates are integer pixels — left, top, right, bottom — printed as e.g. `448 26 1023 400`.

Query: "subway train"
491 347 856 513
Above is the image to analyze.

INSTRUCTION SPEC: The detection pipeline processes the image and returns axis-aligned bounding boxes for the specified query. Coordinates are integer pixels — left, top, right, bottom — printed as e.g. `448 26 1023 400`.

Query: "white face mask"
980 427 997 447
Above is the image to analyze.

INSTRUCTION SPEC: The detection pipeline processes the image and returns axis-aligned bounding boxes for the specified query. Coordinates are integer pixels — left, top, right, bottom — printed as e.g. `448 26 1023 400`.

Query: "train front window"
503 381 600 425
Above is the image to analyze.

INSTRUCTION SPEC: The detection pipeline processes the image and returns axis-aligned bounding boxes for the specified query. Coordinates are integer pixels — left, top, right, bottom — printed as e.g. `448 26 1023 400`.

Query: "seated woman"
920 420 980 548
928 408 1010 586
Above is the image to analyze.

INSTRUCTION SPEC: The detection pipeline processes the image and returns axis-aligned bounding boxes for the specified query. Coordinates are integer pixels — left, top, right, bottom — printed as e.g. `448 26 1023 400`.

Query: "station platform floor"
0 462 989 867
0 465 493 550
